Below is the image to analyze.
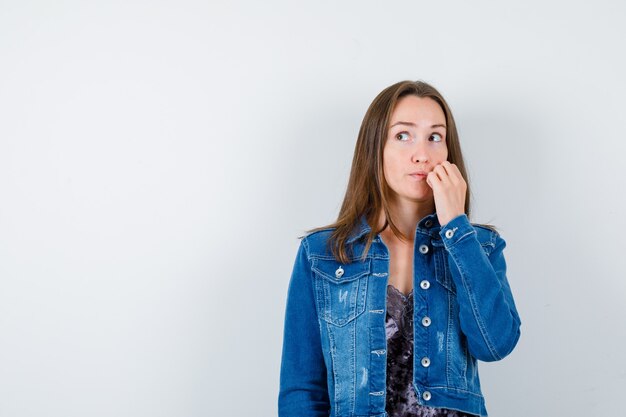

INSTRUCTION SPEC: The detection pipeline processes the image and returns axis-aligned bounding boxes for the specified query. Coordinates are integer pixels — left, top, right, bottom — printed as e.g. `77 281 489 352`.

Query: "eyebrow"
390 121 447 129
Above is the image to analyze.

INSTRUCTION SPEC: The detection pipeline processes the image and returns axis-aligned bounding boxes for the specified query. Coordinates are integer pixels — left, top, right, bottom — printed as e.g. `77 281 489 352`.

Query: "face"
382 95 449 203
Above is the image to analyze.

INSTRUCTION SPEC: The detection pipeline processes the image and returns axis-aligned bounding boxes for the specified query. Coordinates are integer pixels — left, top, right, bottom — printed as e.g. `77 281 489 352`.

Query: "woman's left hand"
426 161 467 227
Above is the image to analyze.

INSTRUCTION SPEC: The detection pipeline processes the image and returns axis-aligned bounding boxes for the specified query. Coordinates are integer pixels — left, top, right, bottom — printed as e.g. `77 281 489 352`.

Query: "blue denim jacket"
278 212 522 417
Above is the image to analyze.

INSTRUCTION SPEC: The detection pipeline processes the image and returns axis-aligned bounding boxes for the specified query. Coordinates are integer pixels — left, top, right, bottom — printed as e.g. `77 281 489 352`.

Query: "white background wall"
1 1 624 416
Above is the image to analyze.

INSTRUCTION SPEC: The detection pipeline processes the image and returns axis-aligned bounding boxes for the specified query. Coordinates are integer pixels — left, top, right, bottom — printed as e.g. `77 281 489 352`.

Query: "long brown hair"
300 79 497 263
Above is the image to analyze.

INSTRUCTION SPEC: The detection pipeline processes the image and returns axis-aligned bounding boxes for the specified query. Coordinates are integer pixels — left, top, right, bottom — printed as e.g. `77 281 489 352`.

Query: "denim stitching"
298 228 499 415
422 385 486 397
325 320 341 415
313 259 370 326
449 240 501 361
446 288 454 386
350 320 356 414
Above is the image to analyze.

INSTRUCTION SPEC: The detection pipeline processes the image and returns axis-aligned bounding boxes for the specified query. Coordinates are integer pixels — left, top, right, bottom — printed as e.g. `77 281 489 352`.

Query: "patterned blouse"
385 284 478 417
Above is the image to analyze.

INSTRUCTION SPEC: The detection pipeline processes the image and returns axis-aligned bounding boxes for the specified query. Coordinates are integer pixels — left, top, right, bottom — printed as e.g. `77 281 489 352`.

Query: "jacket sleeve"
439 213 522 362
278 238 330 416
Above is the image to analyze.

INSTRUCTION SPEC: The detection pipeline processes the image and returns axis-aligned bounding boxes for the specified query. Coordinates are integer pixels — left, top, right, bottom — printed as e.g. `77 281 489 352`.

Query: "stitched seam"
446 289 453 386
420 385 485 397
350 320 356 414
455 229 475 243
326 320 341 415
448 241 501 361
303 237 325 337
309 254 389 261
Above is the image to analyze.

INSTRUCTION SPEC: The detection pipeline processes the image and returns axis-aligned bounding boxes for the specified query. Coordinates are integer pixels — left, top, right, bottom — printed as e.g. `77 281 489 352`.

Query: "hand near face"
425 161 467 227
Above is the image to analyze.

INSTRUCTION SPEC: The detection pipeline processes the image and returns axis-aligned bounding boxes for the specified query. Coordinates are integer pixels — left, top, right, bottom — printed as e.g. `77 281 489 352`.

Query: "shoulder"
300 227 337 258
301 225 370 262
471 222 505 255
472 222 500 239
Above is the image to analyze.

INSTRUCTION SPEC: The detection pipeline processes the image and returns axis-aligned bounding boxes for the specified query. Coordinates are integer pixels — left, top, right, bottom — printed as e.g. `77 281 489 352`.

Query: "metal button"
423 391 431 401
335 266 344 278
445 229 454 239
421 357 430 367
420 280 430 290
419 244 429 254
422 316 431 327
425 220 433 227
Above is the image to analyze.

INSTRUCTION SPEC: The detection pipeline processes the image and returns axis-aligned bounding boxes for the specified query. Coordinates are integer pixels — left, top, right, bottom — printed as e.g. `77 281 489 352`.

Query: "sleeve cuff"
439 213 476 247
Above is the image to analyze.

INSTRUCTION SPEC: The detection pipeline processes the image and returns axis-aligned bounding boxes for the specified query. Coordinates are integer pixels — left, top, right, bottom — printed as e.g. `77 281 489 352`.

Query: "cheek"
383 152 401 177
435 146 448 163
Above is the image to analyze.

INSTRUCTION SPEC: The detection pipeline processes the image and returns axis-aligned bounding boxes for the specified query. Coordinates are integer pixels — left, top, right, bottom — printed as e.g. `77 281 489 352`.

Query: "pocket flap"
311 258 371 283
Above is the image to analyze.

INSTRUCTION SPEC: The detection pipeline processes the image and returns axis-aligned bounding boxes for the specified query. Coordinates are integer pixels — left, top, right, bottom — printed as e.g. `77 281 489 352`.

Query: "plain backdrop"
1 1 625 416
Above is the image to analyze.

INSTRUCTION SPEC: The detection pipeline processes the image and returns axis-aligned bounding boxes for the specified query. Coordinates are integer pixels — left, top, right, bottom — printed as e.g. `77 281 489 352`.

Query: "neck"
376 198 435 243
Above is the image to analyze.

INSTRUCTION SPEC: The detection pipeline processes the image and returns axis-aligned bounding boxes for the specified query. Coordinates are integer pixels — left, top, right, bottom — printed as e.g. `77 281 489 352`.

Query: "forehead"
389 95 445 125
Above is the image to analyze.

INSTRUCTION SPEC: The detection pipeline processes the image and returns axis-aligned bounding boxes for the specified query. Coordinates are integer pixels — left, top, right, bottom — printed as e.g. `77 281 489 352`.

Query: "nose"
411 137 430 163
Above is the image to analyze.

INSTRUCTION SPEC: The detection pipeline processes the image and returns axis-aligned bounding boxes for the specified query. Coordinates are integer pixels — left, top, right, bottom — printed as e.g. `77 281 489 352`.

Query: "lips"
409 172 428 181
409 171 428 176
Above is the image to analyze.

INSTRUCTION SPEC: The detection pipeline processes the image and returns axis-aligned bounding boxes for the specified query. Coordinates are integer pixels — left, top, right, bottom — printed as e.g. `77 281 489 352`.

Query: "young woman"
278 80 522 417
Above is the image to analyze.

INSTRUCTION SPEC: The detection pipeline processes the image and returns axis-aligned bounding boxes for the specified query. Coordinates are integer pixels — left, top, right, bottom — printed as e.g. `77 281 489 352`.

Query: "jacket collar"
346 211 441 244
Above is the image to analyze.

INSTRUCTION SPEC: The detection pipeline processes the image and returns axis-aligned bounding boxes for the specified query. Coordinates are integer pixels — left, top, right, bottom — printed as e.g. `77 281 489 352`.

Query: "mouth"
409 172 428 180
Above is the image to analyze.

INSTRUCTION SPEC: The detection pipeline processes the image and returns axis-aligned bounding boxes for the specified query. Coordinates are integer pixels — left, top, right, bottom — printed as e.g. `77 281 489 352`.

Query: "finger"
433 164 451 185
426 171 439 189
441 161 461 184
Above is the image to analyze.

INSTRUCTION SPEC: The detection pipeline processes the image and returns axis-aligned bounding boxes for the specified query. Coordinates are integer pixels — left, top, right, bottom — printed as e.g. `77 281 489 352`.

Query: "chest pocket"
311 257 371 327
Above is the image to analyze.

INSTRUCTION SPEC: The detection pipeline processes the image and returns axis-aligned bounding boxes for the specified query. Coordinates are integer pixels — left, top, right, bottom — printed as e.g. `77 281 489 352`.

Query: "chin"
389 183 431 200
408 184 431 194
410 188 433 199
402 191 431 201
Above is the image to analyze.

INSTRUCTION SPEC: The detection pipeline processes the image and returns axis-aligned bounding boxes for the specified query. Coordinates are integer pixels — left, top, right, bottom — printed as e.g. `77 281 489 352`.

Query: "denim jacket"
278 212 522 417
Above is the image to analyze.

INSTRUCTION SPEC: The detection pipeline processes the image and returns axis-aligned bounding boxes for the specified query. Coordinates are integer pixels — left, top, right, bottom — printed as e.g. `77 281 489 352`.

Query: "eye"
395 132 410 141
430 133 444 142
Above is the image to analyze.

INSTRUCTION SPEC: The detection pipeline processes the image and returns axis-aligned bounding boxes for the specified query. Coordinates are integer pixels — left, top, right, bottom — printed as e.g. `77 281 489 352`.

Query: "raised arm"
278 238 330 416
440 214 522 362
